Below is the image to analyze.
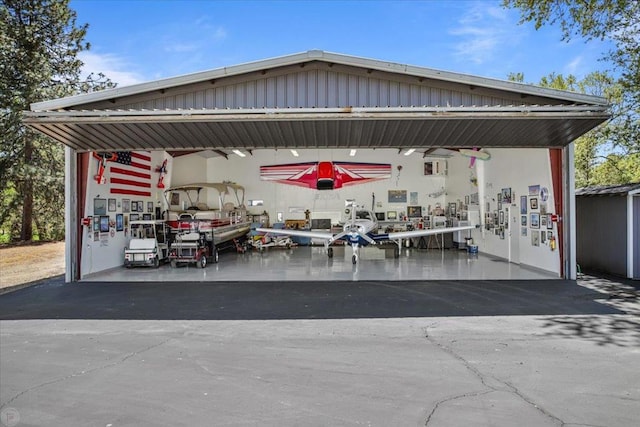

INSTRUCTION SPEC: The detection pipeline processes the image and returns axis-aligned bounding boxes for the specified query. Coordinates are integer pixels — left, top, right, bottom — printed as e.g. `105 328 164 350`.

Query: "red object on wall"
549 149 564 276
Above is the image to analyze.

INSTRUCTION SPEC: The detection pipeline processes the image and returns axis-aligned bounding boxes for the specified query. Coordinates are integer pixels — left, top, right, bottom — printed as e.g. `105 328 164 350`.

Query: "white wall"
80 151 171 277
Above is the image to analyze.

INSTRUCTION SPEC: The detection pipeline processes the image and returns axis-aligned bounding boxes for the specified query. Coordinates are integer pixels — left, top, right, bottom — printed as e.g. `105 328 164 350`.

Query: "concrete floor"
84 246 558 282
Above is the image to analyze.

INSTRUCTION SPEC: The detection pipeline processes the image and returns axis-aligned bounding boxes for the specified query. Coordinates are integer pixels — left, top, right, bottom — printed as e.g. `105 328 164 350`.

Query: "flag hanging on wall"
108 151 152 197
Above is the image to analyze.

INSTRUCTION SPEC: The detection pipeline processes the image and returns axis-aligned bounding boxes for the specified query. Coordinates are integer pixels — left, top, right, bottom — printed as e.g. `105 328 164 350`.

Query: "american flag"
109 151 152 197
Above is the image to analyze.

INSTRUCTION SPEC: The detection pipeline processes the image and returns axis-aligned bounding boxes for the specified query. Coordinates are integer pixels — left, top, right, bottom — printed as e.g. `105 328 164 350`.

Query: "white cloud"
78 51 146 87
564 56 583 75
449 3 520 65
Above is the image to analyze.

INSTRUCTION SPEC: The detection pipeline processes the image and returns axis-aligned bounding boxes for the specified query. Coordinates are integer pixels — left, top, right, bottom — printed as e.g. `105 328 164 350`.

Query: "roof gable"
31 50 608 111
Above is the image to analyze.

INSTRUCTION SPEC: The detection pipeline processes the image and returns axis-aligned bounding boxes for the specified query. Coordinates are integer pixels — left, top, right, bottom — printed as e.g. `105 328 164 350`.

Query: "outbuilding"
576 183 640 279
23 50 610 282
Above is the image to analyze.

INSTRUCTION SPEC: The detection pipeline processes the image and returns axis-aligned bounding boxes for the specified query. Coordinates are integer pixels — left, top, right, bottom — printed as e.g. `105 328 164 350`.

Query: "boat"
164 182 251 245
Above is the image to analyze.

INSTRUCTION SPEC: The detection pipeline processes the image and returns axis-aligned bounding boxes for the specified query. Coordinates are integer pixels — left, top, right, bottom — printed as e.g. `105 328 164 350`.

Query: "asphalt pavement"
1 276 638 427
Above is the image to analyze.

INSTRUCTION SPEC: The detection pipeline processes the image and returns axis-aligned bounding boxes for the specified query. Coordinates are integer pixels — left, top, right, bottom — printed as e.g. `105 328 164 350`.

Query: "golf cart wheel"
199 254 207 268
153 257 160 268
212 247 219 264
327 247 333 258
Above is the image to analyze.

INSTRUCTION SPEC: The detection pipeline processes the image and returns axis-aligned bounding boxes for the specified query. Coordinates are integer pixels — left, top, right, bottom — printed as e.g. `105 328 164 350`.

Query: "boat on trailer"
164 182 251 254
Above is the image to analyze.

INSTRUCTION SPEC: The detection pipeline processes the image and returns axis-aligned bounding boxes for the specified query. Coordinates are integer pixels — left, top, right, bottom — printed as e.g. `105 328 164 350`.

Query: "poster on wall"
99 216 110 232
147 201 154 213
529 185 540 196
410 191 418 205
94 198 106 216
520 196 527 214
108 198 116 212
116 214 123 231
122 199 130 213
388 190 407 203
501 188 512 204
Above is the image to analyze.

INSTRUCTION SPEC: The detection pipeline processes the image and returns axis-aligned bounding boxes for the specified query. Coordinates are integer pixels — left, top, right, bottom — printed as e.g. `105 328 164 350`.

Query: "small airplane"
257 200 477 264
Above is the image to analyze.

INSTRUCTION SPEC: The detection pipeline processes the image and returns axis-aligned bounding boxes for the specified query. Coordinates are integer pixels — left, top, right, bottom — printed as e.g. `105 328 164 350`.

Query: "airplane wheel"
394 247 400 258
199 255 207 269
328 247 333 258
352 254 357 264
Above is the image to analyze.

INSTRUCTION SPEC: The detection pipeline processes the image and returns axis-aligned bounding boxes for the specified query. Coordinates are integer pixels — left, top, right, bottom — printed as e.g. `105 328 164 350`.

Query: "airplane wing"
256 227 334 241
378 225 476 241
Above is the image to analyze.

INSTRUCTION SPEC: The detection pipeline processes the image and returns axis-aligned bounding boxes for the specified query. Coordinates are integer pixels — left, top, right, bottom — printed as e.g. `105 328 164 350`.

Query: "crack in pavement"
1 337 171 408
423 324 565 426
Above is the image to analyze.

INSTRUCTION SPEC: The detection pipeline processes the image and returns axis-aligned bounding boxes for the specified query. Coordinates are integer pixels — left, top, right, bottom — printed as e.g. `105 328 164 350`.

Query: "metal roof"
24 50 610 153
575 183 640 196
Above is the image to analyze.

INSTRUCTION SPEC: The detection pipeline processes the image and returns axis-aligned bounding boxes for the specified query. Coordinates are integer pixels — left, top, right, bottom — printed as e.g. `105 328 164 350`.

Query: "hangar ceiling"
24 50 610 154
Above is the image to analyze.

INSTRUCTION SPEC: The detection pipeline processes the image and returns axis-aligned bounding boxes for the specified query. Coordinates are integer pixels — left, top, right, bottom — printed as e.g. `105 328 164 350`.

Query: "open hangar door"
23 51 610 282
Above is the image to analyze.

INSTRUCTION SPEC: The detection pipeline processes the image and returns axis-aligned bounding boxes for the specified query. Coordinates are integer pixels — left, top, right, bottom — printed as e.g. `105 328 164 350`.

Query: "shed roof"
24 50 610 154
575 183 640 196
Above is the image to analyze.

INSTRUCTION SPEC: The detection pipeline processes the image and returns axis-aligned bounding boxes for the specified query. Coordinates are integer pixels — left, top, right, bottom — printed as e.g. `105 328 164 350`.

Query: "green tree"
0 0 114 242
504 0 640 175
508 70 636 186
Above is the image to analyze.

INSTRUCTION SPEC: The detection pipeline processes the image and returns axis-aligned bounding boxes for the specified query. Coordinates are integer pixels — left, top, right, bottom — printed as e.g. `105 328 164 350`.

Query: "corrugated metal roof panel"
575 183 640 196
24 105 609 153
30 50 609 111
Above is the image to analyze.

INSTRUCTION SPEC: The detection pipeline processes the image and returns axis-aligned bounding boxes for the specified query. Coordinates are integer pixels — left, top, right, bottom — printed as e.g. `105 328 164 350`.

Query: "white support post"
564 143 577 280
65 146 77 282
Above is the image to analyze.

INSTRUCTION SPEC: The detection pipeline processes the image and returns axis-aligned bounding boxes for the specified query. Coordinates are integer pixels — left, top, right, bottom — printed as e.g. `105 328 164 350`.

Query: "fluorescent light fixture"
290 149 299 157
349 149 357 157
404 148 416 156
232 149 246 157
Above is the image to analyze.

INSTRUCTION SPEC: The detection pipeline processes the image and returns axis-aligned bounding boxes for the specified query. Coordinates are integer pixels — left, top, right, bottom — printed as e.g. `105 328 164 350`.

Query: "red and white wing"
259 162 318 189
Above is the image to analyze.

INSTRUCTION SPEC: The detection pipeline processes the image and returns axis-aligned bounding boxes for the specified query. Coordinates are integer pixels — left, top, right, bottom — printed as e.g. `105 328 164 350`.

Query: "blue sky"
70 0 613 88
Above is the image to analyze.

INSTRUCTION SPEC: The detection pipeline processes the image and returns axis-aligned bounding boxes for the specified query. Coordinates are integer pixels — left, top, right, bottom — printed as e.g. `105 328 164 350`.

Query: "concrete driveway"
1 275 638 427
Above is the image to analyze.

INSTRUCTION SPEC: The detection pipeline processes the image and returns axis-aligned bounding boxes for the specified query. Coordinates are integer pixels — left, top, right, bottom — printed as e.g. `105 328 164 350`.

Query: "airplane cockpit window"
356 211 371 220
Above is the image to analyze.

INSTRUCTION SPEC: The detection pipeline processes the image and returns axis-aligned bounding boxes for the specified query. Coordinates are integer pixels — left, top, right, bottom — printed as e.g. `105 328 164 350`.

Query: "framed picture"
93 198 107 215
529 185 540 196
116 213 123 231
499 210 504 225
124 214 129 228
531 230 540 246
131 201 138 212
137 201 144 212
520 195 527 214
407 206 422 218
530 198 538 210
388 190 407 203
547 214 553 230
521 227 527 236
498 201 502 210
147 201 153 213
93 215 100 232
99 215 110 233
448 202 456 216
130 213 139 221
122 199 130 213
521 215 527 226
547 231 553 240
530 212 540 229
170 192 180 206
464 195 470 205
501 188 512 204
93 231 99 241
387 211 397 220
108 198 116 212
142 213 152 220
541 230 546 244
497 193 502 203
541 215 547 227
424 161 434 176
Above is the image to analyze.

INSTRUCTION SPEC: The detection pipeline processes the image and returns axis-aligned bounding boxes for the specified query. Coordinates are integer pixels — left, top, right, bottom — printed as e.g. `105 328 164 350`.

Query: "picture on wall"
521 227 527 236
93 198 106 216
147 201 154 213
529 185 540 196
171 192 180 206
547 214 553 229
407 206 422 218
130 213 139 221
520 195 527 214
108 198 116 212
131 201 138 212
530 212 540 229
501 188 512 204
116 214 123 231
143 213 152 220
388 190 407 203
99 216 110 233
531 230 540 246
137 201 144 212
521 215 527 226
530 197 538 210
410 191 418 205
122 199 130 213
93 215 100 232
499 210 504 225
541 215 547 227
387 211 397 220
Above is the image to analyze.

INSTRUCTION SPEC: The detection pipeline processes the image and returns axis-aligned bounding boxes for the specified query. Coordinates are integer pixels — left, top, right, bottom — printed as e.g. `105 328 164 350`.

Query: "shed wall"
576 196 627 276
